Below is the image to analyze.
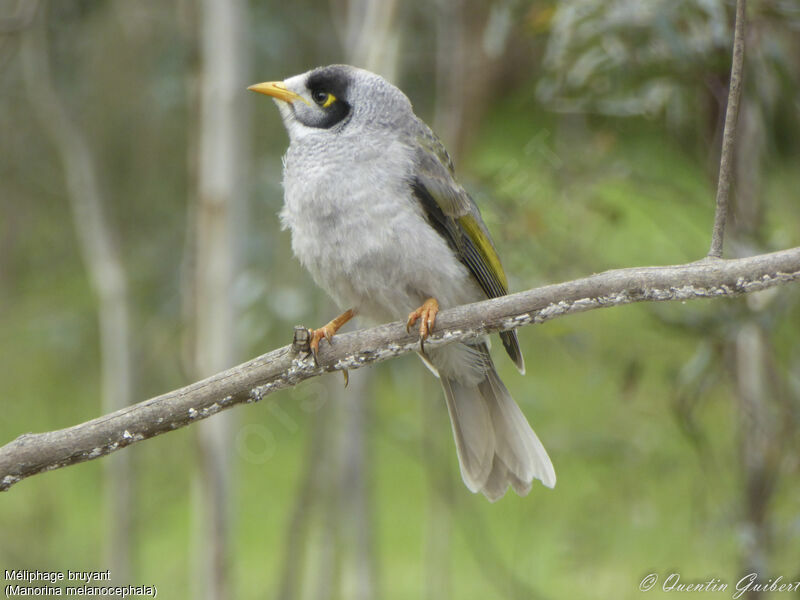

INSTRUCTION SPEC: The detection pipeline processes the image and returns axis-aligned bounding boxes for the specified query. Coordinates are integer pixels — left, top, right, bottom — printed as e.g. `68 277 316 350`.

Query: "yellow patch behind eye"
322 93 337 108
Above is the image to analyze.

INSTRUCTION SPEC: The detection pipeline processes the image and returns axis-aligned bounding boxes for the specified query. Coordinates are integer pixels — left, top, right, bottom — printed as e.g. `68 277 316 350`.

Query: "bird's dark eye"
311 89 336 108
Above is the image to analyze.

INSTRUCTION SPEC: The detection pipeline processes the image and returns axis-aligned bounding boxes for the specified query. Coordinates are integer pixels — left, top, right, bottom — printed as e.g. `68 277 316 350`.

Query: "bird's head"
249 64 413 142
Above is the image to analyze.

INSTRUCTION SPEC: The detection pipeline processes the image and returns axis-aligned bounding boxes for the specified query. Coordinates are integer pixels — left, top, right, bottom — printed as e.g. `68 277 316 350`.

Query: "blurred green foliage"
1 1 799 599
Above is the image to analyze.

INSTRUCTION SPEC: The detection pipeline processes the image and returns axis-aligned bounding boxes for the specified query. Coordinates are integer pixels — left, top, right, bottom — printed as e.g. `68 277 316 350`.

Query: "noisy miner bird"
249 64 555 501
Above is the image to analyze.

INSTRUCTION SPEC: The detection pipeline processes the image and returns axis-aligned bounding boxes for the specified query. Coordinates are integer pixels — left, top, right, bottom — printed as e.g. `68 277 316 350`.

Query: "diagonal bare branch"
2 247 799 492
709 0 747 258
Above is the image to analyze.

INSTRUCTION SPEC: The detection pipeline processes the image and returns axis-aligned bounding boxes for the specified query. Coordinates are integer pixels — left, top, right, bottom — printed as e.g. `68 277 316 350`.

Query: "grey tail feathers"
439 355 555 502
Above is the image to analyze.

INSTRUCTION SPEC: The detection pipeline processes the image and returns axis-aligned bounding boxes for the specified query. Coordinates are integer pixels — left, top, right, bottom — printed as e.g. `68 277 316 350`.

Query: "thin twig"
1 247 799 492
709 0 747 258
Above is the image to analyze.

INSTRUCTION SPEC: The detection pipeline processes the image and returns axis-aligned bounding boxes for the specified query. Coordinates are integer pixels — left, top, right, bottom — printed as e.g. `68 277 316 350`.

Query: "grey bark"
2 248 799 491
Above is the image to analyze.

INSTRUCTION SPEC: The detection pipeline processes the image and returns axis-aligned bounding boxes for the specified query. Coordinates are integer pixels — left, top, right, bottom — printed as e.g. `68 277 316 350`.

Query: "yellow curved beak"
247 81 309 106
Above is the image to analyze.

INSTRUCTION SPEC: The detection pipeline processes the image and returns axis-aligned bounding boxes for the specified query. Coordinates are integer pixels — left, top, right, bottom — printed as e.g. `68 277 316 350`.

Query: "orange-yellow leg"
309 308 355 359
406 297 439 352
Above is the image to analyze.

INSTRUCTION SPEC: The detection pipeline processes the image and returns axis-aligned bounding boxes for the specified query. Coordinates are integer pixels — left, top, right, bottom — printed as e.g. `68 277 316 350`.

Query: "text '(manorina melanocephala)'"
249 64 555 501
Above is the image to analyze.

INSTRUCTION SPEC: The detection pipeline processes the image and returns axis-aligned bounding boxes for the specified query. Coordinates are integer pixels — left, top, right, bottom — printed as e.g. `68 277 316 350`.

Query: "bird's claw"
406 297 439 354
308 324 335 363
306 308 356 365
308 331 350 385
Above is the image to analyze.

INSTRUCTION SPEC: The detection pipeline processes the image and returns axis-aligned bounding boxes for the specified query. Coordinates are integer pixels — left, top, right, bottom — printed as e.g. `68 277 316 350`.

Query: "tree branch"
2 247 799 491
708 0 746 258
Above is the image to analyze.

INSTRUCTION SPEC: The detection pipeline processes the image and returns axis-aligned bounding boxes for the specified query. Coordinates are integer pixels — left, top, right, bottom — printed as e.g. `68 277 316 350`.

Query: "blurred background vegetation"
1 0 799 598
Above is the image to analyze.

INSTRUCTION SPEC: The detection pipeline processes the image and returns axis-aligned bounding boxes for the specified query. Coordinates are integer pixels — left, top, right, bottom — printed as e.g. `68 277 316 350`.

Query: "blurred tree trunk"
333 0 400 78
433 0 515 162
334 371 375 600
421 375 453 600
20 0 134 583
433 0 466 154
734 323 778 592
278 361 375 600
311 377 345 600
275 389 332 600
189 0 246 598
729 24 783 597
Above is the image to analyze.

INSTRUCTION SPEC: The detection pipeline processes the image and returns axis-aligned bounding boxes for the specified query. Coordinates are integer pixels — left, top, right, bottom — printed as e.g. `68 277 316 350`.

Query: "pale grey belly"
286 194 483 323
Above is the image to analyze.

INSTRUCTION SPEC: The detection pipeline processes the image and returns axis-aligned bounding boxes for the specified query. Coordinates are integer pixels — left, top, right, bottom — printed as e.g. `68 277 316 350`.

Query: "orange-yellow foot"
406 297 439 353
308 309 354 361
